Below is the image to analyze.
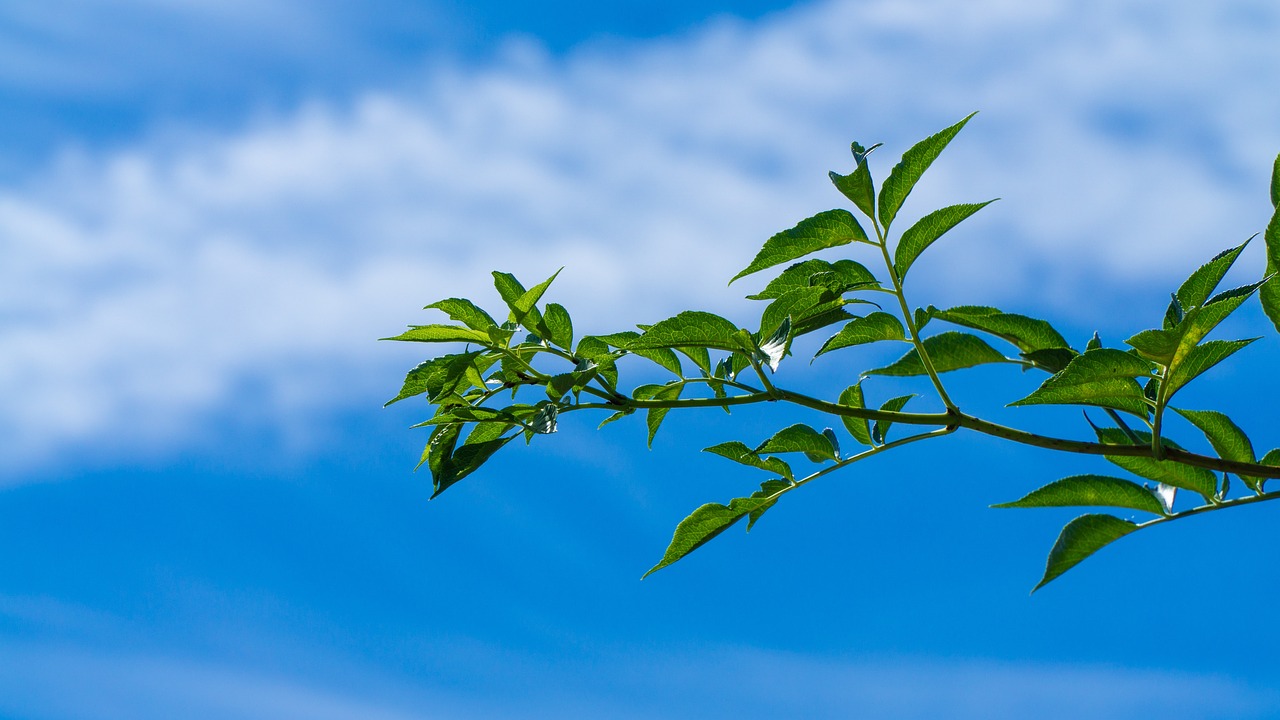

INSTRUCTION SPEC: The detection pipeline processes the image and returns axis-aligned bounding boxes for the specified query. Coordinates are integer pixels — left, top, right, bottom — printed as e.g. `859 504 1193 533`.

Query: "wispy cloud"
3 0 1279 472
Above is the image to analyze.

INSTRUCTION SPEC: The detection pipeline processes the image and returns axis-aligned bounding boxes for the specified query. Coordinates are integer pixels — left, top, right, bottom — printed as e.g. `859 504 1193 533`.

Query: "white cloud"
3 0 1280 472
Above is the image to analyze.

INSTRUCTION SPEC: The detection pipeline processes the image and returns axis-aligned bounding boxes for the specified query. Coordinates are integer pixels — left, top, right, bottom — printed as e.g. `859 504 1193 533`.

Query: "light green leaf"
544 303 574 349
1173 407 1259 491
1129 279 1264 368
863 331 1008 377
754 423 838 462
643 495 776 578
829 141 879 218
815 312 907 357
893 201 996 282
1260 206 1280 333
1086 332 1103 351
1164 338 1257 398
838 383 873 447
1034 514 1139 591
704 441 794 481
927 305 1070 354
747 479 794 531
492 269 560 334
879 112 977 230
425 298 499 332
873 394 915 445
1176 240 1250 310
626 311 743 351
993 474 1165 515
382 324 494 345
731 209 870 283
644 382 684 447
746 259 878 300
1095 428 1218 502
1010 348 1154 418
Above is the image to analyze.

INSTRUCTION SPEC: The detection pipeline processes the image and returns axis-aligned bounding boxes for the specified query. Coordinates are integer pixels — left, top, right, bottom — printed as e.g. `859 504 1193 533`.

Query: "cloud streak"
3 0 1279 472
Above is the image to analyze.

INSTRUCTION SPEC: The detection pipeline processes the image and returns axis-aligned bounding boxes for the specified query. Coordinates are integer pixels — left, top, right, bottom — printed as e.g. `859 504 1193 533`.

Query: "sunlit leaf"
754 423 838 462
731 210 870 283
1010 348 1154 418
893 201 996 282
863 331 1007 377
382 325 493 345
815 312 907 357
747 479 794 531
1260 206 1280 333
425 298 499 332
829 141 880 218
544 302 574 349
1034 514 1139 591
879 112 977 230
746 259 878 300
927 305 1070 354
1175 240 1250 310
993 474 1165 515
1164 338 1257 398
626 311 743 351
643 495 777 578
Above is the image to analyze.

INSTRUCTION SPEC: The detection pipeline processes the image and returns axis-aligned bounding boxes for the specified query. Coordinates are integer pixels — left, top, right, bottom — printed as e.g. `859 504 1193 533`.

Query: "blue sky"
3 1 1280 717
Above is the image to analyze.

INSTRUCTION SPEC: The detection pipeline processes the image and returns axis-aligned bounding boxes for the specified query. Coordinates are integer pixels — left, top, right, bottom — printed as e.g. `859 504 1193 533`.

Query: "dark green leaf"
1162 294 1185 331
1086 332 1103 351
1261 448 1280 492
422 423 461 474
431 423 517 498
993 474 1165 515
1010 348 1154 418
544 303 574 349
731 210 870 283
927 305 1070 354
1131 279 1265 367
626 311 743 351
644 382 684 447
814 312 906 358
754 423 838 462
425 298 499 332
643 495 775 578
893 201 996 282
879 112 977 230
1272 151 1280 209
529 402 558 435
747 479 794 531
838 383 873 446
1020 347 1078 374
1095 428 1217 502
829 141 879 218
863 331 1007 377
873 394 915 445
1176 241 1250 310
704 441 794 481
678 346 712 376
1034 514 1138 591
759 288 831 338
1173 407 1259 491
746 259 878 300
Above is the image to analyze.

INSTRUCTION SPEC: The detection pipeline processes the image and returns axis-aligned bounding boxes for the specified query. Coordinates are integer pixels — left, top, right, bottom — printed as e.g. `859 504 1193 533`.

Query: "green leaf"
755 316 791 372
746 259 878 300
863 331 1007 377
382 324 494 345
643 495 776 578
1034 514 1139 591
879 112 977 230
838 383 873 446
993 474 1165 515
873 394 915 445
1175 240 1250 310
754 423 838 462
814 312 906 357
731 209 870 283
626 311 743 351
759 288 839 339
747 479 794 531
1095 428 1218 502
829 141 880 218
425 298 499 332
1086 332 1103 351
492 269 561 334
704 441 794 481
387 352 491 406
1020 348 1078 374
644 382 684 447
1127 280 1263 368
422 423 462 474
1261 448 1280 492
1164 338 1257 398
927 305 1070 354
544 303 574 349
1010 348 1154 418
893 201 996 282
1173 407 1259 491
1260 207 1280 333
430 423 517 498
1272 151 1280 209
